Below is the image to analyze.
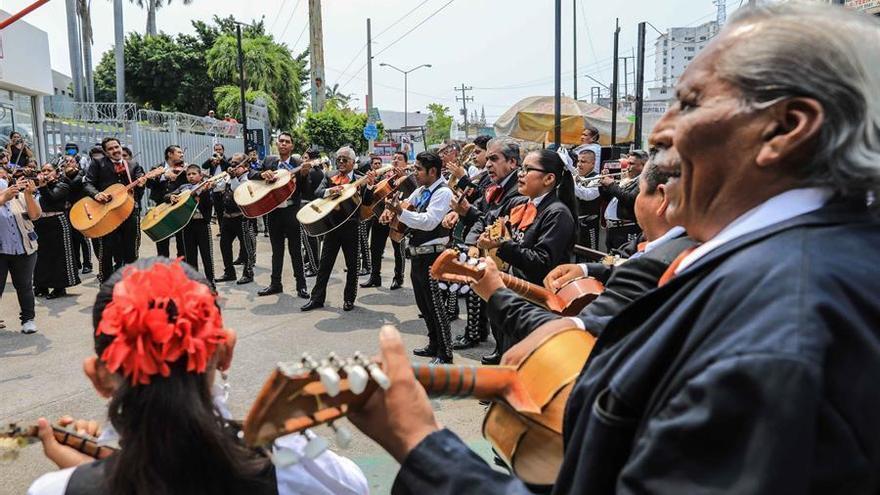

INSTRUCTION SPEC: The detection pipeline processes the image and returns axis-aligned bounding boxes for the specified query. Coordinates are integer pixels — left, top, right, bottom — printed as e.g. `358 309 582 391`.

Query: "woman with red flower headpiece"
26 257 368 495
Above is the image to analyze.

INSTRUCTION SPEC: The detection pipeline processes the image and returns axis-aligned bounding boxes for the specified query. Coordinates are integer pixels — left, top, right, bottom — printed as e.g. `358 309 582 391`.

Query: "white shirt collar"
426 178 445 191
531 192 550 207
644 225 686 253
676 187 833 274
499 170 516 187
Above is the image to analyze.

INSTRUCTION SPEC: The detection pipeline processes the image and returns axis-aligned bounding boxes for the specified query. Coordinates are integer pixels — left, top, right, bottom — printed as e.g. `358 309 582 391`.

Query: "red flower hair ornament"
96 261 228 385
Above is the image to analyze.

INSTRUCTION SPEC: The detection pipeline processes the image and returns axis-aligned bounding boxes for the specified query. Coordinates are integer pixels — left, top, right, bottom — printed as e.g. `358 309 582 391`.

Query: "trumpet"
577 171 625 188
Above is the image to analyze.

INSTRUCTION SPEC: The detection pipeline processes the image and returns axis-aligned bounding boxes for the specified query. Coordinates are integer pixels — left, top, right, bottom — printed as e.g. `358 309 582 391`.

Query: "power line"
269 0 290 34
277 0 304 41
373 0 456 58
292 20 309 51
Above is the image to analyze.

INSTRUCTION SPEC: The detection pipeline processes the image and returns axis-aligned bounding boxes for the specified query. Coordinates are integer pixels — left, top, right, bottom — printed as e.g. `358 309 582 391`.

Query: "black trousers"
463 290 488 341
410 251 453 360
220 215 255 277
310 220 358 304
0 252 37 323
70 227 92 270
267 205 307 290
181 218 215 283
368 219 404 282
357 219 372 273
606 224 642 252
97 211 139 282
578 215 601 251
211 191 224 226
302 224 320 271
156 231 184 258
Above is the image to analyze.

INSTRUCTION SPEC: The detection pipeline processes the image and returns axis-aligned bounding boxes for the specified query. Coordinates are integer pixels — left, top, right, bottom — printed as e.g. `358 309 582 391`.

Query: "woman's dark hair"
416 151 443 176
93 258 268 495
530 149 579 234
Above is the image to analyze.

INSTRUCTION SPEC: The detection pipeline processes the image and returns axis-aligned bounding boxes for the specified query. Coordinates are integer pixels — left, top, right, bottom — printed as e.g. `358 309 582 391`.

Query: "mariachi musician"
146 145 187 259
572 147 602 250
300 147 325 277
599 149 647 251
301 146 376 312
83 137 146 282
361 150 417 290
475 149 577 355
166 164 217 287
216 153 255 285
249 131 312 299
61 155 93 275
33 163 81 299
381 151 454 364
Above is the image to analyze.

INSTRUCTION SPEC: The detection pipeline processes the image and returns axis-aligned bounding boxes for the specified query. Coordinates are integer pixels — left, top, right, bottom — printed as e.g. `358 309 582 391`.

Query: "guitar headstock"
243 351 390 454
430 249 484 286
0 423 34 462
487 216 510 240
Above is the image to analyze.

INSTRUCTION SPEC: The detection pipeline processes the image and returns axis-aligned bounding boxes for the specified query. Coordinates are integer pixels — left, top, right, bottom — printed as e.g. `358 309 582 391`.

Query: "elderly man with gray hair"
301 146 376 312
343 4 880 493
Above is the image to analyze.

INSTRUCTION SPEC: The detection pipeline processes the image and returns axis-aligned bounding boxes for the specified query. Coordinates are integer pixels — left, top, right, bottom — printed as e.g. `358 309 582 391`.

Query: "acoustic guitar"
298 164 393 237
430 249 604 317
141 172 229 242
358 169 417 221
69 167 164 238
1 422 117 462
234 168 298 218
242 326 596 485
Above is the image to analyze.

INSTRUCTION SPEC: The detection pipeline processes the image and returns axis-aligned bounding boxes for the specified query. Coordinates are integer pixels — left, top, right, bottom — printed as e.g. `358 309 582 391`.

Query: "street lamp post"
379 63 431 130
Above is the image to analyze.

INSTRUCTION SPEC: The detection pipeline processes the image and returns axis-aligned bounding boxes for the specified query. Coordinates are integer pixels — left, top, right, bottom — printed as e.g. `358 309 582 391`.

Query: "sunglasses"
337 157 352 163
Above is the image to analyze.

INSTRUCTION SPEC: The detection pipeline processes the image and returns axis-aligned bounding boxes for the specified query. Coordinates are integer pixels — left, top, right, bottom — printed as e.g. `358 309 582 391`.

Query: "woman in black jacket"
34 164 81 298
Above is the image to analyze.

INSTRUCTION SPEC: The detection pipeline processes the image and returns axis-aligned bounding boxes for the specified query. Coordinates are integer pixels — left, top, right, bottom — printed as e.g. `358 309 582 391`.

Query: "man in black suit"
301 146 375 312
300 148 325 277
599 149 646 251
83 137 146 282
146 144 186 259
250 132 312 299
167 164 217 287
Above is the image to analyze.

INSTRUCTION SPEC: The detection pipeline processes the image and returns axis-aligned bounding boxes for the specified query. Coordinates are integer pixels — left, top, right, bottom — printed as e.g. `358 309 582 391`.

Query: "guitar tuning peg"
467 258 479 266
343 363 369 394
368 363 391 390
460 285 471 294
331 423 353 449
304 434 329 459
270 447 301 467
476 262 487 271
449 283 460 293
458 252 468 262
438 282 448 291
318 366 341 397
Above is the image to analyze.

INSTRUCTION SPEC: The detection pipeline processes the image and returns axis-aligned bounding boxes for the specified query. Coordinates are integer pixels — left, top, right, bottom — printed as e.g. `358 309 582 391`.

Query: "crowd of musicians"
9 3 880 494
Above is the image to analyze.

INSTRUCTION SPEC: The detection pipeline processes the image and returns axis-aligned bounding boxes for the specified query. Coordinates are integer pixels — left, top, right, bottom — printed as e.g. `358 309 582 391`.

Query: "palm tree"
76 0 94 102
325 83 352 109
129 0 193 36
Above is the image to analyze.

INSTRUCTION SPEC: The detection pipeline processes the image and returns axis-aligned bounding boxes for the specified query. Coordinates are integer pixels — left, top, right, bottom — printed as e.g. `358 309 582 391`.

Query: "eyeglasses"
337 157 352 164
519 166 548 175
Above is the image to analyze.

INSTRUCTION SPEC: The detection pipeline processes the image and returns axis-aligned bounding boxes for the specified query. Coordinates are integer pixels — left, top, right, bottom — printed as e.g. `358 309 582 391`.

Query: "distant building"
376 109 429 131
0 10 53 160
647 20 719 102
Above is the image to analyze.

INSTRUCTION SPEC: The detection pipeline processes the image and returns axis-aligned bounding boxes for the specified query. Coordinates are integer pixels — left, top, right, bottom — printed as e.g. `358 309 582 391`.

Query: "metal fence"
42 102 261 169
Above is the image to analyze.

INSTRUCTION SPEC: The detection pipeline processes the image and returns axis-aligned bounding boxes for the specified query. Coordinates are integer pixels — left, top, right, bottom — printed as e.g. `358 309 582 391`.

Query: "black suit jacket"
167 182 213 220
84 157 146 203
146 163 187 205
463 172 521 245
599 175 640 222
496 192 576 284
393 198 880 495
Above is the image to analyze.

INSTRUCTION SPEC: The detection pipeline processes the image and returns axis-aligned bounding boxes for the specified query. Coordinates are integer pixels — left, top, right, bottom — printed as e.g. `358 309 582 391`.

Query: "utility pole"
620 56 634 101
572 0 577 100
309 0 326 112
113 0 125 105
236 24 248 151
611 18 620 151
65 0 84 102
634 22 646 149
554 0 562 145
455 84 474 139
366 18 374 153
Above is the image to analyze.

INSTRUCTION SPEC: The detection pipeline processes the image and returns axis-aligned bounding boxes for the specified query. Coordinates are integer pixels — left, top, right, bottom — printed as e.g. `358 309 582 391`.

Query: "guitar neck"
411 364 539 413
352 165 393 187
497 272 556 309
18 425 117 459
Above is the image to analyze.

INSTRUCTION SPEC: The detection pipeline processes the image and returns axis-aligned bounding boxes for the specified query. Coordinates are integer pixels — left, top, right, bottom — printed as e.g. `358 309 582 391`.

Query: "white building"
0 10 53 161
647 20 719 101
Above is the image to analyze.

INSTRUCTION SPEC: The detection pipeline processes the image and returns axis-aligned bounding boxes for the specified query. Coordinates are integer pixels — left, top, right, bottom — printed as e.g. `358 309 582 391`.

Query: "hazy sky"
6 0 738 120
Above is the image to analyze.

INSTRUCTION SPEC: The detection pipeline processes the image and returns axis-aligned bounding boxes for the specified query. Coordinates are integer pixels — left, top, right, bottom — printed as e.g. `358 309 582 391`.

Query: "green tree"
425 103 453 145
301 102 382 155
213 86 278 124
325 83 352 109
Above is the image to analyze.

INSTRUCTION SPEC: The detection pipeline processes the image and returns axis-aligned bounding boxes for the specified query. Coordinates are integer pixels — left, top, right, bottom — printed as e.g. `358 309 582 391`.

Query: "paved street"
0 229 495 494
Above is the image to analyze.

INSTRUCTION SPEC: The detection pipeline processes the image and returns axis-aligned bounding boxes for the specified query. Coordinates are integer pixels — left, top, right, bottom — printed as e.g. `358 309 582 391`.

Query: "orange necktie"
657 247 697 287
509 202 538 231
637 241 648 253
331 173 351 186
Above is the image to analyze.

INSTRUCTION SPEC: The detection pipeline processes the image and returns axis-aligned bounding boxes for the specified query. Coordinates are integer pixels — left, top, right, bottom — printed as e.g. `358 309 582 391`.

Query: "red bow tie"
331 173 351 186
485 184 502 205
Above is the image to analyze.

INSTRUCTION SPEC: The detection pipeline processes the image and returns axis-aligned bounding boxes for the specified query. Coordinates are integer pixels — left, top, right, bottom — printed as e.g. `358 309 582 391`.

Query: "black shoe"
357 269 371 277
46 288 68 299
216 273 237 283
389 278 403 290
412 346 437 357
480 352 501 365
232 258 245 266
81 266 92 275
257 285 283 296
453 337 479 350
297 288 310 299
34 288 49 298
236 275 253 285
300 300 324 312
359 278 381 288
429 356 453 364
304 268 318 277
343 301 355 311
